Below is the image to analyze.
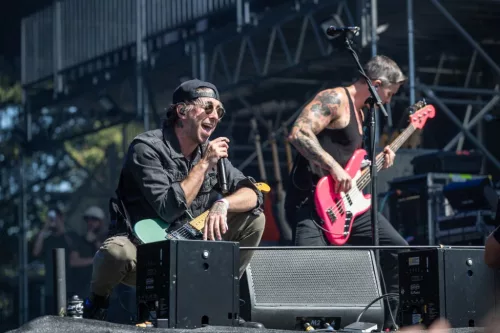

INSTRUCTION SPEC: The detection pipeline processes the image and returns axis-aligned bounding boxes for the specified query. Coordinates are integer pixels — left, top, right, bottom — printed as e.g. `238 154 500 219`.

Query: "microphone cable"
355 293 399 325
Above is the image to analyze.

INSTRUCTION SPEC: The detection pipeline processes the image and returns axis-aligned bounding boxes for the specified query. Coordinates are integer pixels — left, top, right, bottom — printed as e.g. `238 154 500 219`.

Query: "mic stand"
341 34 388 267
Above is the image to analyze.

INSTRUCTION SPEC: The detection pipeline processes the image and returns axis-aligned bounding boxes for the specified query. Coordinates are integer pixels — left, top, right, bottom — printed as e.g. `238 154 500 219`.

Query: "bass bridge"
343 211 352 236
326 208 337 223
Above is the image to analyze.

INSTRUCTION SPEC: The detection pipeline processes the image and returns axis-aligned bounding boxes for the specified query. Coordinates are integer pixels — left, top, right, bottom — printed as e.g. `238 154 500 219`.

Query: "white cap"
83 206 105 221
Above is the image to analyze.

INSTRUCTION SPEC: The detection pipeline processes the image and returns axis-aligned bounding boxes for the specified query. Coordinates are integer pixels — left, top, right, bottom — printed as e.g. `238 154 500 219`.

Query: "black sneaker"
82 294 109 321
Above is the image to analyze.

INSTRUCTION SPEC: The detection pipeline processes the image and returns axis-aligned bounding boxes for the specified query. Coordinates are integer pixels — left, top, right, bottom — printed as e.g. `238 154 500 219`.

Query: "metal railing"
21 0 238 85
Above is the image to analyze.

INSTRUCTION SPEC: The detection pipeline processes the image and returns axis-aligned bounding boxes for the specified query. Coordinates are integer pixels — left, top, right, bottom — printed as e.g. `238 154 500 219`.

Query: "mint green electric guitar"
133 182 271 244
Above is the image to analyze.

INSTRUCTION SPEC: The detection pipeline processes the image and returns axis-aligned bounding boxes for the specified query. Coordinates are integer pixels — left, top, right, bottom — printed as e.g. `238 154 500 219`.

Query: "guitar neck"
187 182 270 232
358 124 416 191
375 124 416 172
189 211 210 231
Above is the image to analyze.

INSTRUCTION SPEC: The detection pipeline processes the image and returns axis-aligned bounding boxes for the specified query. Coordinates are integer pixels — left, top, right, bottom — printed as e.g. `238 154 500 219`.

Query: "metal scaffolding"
405 0 500 171
8 0 500 326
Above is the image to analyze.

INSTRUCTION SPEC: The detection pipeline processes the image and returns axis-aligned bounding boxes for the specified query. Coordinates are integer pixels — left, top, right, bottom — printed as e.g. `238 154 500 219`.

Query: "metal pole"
420 85 500 171
53 0 63 94
143 85 150 132
407 0 416 105
418 85 500 96
236 0 243 32
370 0 381 145
136 0 149 130
18 157 28 325
136 0 143 120
18 91 31 326
443 95 500 150
370 0 377 57
430 0 500 78
191 41 198 79
52 248 67 316
199 36 206 81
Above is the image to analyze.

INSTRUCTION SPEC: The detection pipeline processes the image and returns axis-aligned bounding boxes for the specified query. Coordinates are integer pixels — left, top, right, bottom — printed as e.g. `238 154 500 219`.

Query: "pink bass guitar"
314 100 435 246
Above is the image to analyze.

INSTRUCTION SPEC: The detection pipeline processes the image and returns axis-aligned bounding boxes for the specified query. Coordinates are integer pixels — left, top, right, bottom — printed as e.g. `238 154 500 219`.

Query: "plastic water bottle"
67 295 84 318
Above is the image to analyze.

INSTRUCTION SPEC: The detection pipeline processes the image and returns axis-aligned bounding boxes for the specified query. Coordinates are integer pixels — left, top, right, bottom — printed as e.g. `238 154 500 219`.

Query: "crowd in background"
31 205 107 313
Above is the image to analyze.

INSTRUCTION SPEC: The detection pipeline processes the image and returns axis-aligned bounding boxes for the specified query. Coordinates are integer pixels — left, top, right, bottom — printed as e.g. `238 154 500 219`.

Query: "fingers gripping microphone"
325 26 360 38
218 158 229 194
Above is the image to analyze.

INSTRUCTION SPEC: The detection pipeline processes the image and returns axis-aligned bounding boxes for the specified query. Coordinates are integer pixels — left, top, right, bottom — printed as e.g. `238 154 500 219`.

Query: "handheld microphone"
217 158 229 194
325 26 360 38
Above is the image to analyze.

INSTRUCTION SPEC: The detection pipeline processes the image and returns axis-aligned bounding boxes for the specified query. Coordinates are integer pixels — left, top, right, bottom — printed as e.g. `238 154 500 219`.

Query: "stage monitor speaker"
136 240 240 329
399 248 500 328
239 249 385 331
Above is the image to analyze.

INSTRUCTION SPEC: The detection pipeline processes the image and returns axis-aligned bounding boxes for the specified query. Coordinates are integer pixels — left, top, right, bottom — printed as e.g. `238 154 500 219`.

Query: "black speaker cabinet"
136 240 240 328
399 248 500 328
240 248 384 330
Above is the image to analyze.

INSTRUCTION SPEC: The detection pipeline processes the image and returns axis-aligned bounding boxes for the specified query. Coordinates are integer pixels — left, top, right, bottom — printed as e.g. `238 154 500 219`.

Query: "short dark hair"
363 55 407 86
163 104 178 128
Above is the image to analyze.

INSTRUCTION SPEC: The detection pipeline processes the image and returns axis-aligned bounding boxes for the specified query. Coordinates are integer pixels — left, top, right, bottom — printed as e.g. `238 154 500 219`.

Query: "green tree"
0 81 21 104
64 121 145 170
0 55 22 104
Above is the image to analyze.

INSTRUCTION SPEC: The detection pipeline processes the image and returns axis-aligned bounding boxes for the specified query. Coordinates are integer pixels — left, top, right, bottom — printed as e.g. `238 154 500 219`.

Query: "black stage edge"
240 245 486 250
6 316 486 333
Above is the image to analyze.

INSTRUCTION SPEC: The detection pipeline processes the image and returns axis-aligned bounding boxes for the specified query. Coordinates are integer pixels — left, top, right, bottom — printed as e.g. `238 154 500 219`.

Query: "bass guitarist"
285 55 408 330
83 79 265 327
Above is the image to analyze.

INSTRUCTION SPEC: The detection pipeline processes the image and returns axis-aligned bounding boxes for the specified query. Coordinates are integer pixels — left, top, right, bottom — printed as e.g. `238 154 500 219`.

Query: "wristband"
216 198 229 210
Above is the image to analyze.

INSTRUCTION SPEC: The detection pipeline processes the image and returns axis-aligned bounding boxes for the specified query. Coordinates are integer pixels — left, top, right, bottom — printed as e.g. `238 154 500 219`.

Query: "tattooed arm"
288 88 353 192
204 199 229 241
203 187 256 241
288 89 343 172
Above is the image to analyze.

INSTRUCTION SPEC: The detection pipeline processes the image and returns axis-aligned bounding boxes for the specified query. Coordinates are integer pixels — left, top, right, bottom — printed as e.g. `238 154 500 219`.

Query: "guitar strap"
109 193 143 246
108 195 129 233
107 171 141 245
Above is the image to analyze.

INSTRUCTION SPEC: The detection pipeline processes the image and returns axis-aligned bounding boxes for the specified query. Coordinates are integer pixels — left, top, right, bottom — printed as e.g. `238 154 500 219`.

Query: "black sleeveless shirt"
286 87 363 196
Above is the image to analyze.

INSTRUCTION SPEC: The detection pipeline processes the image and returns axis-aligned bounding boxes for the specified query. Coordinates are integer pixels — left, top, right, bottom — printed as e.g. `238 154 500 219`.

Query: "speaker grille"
247 249 381 307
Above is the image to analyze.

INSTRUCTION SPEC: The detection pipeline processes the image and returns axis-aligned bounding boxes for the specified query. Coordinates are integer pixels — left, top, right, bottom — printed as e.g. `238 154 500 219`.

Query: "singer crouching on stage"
83 79 265 324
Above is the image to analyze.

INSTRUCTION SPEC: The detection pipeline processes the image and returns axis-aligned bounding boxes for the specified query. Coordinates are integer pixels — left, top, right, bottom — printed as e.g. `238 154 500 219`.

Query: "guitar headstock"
255 182 271 193
407 99 436 129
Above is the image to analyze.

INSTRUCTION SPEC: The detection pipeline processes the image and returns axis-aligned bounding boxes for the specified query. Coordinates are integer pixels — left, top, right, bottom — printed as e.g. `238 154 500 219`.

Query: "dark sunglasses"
199 102 226 120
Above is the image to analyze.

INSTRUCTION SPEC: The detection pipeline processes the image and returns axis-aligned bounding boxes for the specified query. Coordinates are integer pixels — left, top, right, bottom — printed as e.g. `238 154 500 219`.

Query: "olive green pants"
90 212 265 297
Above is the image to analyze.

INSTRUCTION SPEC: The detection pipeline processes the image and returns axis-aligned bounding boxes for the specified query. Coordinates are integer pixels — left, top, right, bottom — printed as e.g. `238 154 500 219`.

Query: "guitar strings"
354 124 413 192
339 126 411 206
168 212 209 239
171 222 199 239
324 125 414 236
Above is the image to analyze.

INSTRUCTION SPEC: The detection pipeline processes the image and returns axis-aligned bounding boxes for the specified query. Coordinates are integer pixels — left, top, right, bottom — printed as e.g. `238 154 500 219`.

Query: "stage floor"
7 316 486 333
